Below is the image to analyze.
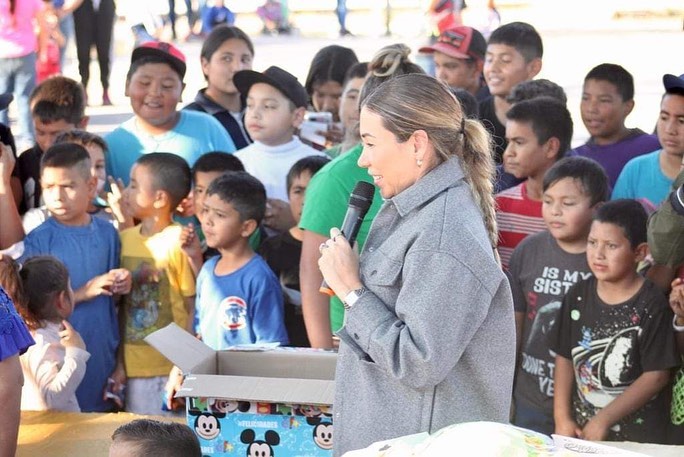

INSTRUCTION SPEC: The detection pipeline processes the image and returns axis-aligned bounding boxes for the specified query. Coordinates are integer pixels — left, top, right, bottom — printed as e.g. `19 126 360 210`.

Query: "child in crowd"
327 62 368 158
119 153 196 415
419 26 488 100
19 143 130 412
553 199 678 443
201 0 235 33
478 21 543 161
180 152 246 276
570 64 660 188
259 155 330 347
509 156 609 435
668 277 684 444
233 66 325 232
195 171 288 349
15 256 90 412
109 419 201 457
16 76 87 213
105 41 235 185
612 73 684 207
496 96 573 269
299 43 419 348
36 0 65 83
184 25 254 150
23 130 114 233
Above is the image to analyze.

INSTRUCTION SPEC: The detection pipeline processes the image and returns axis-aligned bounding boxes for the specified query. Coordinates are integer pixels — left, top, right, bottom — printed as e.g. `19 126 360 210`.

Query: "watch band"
343 286 367 310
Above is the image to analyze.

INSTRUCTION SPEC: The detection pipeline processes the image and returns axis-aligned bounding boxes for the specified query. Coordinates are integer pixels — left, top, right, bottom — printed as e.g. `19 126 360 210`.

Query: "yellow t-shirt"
120 223 196 377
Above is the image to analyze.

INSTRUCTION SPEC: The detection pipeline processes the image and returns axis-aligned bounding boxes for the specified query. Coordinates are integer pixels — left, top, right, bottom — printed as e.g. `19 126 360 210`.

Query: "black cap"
0 93 13 111
664 73 684 93
234 66 308 108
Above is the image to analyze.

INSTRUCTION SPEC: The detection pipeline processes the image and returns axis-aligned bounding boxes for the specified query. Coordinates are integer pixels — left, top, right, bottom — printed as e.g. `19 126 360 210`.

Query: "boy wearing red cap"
419 26 488 100
105 42 236 186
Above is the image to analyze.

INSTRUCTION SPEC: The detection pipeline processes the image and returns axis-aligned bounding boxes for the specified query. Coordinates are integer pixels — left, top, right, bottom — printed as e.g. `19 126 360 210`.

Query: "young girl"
16 255 90 412
36 0 65 83
184 25 254 150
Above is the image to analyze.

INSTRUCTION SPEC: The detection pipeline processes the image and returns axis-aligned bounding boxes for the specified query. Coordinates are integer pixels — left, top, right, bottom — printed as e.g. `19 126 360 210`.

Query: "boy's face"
34 118 77 153
41 166 96 226
124 164 159 219
503 119 557 180
125 63 184 132
288 170 312 224
312 80 344 122
338 76 365 132
587 221 642 283
245 83 304 146
483 44 541 97
202 38 253 96
193 170 224 222
434 52 480 91
200 193 253 250
580 79 634 144
657 93 684 159
542 178 595 247
83 143 106 194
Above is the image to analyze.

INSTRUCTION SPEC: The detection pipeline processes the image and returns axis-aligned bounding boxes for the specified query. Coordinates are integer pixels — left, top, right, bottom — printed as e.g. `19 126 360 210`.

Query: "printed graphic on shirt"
220 296 247 332
124 260 173 343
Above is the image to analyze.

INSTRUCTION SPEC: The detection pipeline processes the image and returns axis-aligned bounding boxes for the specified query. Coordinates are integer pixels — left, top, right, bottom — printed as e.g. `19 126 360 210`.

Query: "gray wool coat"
333 157 516 456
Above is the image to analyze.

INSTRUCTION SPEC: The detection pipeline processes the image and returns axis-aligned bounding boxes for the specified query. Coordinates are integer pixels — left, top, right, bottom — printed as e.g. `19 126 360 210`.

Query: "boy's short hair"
191 152 244 180
286 155 330 192
111 419 201 457
543 156 609 206
54 129 108 154
506 79 567 105
451 87 479 118
206 171 266 224
506 96 573 156
487 21 543 63
594 199 648 248
135 153 192 209
584 63 634 102
40 143 91 180
127 41 187 81
234 66 308 109
29 76 86 125
343 62 369 88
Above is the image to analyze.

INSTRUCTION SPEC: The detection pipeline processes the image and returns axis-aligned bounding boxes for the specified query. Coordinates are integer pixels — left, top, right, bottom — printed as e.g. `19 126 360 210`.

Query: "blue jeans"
0 52 36 145
59 13 74 68
336 0 347 30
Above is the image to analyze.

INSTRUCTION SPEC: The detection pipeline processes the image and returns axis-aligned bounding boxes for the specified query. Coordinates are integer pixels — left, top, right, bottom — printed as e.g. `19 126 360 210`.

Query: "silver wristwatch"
343 286 368 310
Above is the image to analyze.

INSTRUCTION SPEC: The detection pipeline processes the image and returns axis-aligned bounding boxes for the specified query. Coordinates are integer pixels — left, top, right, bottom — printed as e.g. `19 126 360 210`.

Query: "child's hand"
175 196 195 218
59 320 86 350
554 417 581 438
580 416 610 441
107 176 133 229
180 223 202 257
670 277 684 321
319 123 344 148
164 365 186 411
103 363 126 409
264 198 295 232
110 268 131 295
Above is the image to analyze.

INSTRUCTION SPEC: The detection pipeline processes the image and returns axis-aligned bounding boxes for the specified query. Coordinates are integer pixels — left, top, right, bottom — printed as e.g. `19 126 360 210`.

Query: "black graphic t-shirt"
552 277 678 443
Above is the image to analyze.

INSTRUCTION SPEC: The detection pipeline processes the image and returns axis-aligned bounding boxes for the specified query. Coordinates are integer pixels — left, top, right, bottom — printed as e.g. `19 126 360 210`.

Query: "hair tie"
460 117 466 136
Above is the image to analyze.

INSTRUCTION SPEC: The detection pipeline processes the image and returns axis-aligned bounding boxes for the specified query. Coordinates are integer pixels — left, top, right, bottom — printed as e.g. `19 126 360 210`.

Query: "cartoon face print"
220 296 247 331
194 413 223 440
241 429 280 457
296 404 322 417
307 417 334 450
211 398 251 414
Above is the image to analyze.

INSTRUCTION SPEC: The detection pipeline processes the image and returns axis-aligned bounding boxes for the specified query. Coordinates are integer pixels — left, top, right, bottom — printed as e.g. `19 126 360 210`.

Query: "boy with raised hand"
496 96 573 269
20 143 130 412
16 76 88 214
194 172 288 349
233 66 326 232
612 73 684 207
105 41 235 185
570 64 660 188
509 156 609 435
119 152 196 415
552 199 678 443
418 25 488 100
479 21 543 162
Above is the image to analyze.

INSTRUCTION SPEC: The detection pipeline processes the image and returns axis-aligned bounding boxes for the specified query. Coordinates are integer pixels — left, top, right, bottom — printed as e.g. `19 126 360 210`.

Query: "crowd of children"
0 16 683 456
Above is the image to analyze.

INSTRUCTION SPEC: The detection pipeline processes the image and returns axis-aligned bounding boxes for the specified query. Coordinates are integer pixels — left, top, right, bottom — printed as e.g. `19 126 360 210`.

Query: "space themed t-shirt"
195 255 288 349
552 277 678 443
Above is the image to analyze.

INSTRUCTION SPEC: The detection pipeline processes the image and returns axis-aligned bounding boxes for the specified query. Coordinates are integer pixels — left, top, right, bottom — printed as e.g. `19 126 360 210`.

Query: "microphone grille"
349 181 375 210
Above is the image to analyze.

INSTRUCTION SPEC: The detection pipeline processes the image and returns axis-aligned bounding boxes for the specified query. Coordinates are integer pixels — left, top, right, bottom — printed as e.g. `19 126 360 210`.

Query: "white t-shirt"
235 136 325 201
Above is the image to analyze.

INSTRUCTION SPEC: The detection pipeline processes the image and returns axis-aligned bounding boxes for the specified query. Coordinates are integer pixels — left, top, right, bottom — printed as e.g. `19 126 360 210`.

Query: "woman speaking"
318 73 516 455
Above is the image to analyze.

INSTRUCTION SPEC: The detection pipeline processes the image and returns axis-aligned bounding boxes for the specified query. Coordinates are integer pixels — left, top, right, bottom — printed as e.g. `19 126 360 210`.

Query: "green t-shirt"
299 144 383 332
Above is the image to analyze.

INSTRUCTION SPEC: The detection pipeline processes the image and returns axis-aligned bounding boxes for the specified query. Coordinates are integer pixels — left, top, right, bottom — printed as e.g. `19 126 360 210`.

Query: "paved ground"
8 1 684 148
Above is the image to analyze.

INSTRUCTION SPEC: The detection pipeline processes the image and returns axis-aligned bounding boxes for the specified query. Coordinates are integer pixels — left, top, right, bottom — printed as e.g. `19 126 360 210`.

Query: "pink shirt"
0 0 42 58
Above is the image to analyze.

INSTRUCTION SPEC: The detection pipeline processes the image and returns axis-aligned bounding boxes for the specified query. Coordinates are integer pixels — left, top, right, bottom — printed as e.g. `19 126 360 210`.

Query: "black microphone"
319 181 375 296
